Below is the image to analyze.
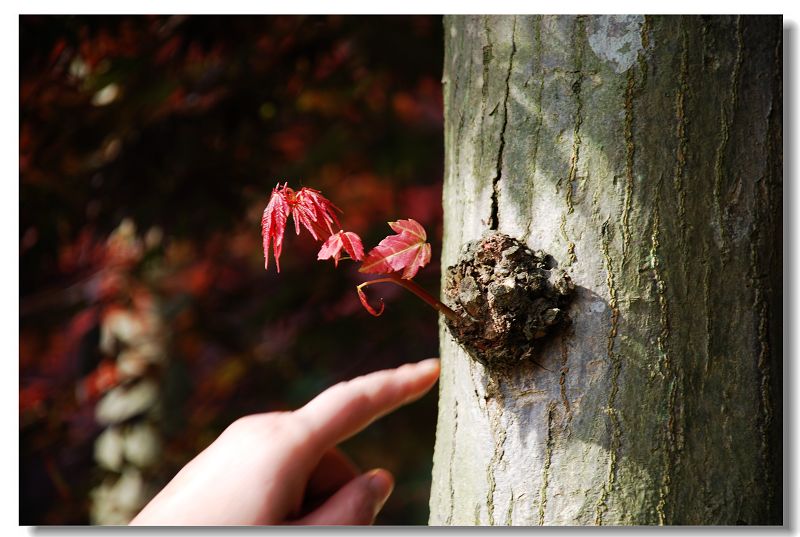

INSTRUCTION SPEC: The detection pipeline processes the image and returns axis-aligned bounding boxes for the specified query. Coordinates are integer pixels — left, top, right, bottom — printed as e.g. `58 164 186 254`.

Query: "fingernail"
416 358 440 374
367 469 394 515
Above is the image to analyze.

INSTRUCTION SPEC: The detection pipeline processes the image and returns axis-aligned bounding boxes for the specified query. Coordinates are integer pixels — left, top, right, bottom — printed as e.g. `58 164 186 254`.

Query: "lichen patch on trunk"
443 232 574 370
586 15 646 73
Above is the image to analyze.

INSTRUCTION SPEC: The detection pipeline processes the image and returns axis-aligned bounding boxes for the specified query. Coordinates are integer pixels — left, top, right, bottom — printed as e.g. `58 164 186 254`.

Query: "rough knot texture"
443 232 574 370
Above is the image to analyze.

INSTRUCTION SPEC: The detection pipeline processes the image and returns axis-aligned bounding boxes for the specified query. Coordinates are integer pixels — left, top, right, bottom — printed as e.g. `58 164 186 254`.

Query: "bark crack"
651 174 682 525
537 401 557 525
445 399 459 525
620 68 636 270
650 176 672 377
556 16 585 266
702 253 712 378
755 281 774 518
525 16 545 243
657 374 685 524
489 16 516 230
712 15 743 262
673 25 690 293
482 17 493 102
559 332 573 422
559 214 576 267
637 17 652 87
505 490 515 525
485 377 507 526
596 220 623 525
478 17 490 202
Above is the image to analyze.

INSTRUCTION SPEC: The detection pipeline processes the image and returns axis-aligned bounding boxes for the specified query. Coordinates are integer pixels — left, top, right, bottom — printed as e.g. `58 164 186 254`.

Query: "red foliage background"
20 15 444 525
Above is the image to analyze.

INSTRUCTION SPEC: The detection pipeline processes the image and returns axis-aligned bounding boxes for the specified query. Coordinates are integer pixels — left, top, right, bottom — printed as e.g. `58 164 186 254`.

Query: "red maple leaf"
359 218 432 279
261 183 342 272
261 185 290 272
291 187 341 241
317 230 364 267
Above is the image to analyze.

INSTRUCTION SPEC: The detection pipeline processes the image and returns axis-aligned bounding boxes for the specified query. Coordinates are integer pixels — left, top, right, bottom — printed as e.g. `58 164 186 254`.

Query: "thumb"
292 469 394 526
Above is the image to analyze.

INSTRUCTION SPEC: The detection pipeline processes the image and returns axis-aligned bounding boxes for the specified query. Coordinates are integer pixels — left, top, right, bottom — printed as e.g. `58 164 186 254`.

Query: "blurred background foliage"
20 15 444 525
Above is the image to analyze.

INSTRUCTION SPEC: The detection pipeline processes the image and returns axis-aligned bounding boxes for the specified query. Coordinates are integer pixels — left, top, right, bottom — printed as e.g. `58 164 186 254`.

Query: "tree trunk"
429 15 781 525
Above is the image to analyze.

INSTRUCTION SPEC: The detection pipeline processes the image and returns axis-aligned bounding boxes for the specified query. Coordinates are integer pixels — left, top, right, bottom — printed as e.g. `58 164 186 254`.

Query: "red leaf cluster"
262 184 434 317
261 183 342 271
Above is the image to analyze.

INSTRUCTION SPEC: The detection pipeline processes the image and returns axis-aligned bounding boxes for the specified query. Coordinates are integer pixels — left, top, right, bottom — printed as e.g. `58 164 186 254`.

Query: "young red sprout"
317 230 364 267
261 182 342 272
261 183 458 321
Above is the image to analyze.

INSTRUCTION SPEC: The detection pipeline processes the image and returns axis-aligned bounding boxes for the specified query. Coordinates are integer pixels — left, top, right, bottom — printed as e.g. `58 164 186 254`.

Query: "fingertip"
415 357 440 376
366 469 394 518
411 358 441 391
366 468 394 499
296 359 441 451
293 469 395 525
397 358 440 405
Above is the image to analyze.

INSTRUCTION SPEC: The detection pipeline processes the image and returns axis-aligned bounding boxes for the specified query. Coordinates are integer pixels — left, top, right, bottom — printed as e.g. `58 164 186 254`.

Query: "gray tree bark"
429 15 781 525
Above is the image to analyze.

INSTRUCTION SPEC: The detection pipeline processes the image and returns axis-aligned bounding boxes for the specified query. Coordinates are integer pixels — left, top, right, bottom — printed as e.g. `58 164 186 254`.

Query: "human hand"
129 358 440 526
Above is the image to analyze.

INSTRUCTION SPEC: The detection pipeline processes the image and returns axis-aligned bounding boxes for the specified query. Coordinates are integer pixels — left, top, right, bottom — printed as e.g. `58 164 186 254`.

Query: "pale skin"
130 358 440 526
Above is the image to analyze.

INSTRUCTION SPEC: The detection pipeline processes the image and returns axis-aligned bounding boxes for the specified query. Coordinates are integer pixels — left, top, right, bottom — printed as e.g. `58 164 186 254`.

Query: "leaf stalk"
357 274 460 322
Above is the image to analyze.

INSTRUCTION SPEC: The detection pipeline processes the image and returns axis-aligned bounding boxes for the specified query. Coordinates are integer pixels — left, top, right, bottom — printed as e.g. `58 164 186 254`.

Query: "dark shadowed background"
20 15 444 525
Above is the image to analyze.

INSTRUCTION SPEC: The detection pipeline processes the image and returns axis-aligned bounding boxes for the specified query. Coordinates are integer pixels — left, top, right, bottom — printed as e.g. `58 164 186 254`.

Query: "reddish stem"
357 274 460 322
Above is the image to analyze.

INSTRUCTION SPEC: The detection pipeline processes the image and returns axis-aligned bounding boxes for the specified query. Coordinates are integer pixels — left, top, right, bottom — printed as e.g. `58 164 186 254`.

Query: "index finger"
294 358 440 450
